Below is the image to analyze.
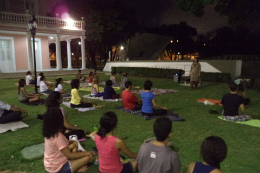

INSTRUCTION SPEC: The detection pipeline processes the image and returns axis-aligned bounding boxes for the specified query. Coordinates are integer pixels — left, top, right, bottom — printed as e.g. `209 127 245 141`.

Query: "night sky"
68 0 258 34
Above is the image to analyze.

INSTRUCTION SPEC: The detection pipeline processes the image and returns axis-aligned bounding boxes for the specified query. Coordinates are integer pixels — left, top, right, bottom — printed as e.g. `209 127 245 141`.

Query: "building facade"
0 0 86 73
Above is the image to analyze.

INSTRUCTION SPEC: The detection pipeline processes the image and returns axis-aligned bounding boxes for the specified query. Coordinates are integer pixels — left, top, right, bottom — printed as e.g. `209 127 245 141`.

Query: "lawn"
0 75 259 173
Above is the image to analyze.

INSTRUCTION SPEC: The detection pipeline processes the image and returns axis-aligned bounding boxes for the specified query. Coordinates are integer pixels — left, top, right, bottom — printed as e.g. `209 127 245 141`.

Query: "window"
0 38 15 72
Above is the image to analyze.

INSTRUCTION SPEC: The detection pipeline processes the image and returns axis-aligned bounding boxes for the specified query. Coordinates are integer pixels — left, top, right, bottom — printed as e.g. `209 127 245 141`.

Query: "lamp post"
28 15 38 93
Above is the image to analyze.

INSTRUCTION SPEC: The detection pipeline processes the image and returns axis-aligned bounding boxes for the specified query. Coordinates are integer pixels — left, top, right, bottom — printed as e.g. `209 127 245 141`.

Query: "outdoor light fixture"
50 36 53 39
78 42 81 45
65 18 75 29
72 53 74 55
28 15 38 93
171 40 173 43
121 46 124 50
177 40 179 42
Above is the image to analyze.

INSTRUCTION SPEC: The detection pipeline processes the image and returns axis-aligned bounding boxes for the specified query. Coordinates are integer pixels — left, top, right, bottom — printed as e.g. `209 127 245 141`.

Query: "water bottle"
94 125 98 131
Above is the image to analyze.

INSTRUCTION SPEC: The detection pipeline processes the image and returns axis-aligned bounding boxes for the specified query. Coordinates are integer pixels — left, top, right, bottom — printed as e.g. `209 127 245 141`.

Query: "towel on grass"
79 87 105 92
118 106 185 121
132 88 179 96
218 116 260 128
62 102 96 112
83 95 122 102
0 121 29 133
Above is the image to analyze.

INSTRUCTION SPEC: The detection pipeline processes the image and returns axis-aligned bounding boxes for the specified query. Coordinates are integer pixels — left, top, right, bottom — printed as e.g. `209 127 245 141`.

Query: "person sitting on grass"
26 71 35 85
70 79 100 108
88 71 94 87
137 117 181 173
46 91 85 140
91 77 100 96
93 70 99 83
43 107 93 173
37 72 44 87
76 70 87 82
95 111 138 173
55 78 70 97
110 71 117 86
237 84 251 106
18 79 40 103
103 80 120 99
220 82 251 122
120 73 129 90
122 81 142 111
187 136 227 173
40 76 53 94
141 80 167 117
0 100 26 124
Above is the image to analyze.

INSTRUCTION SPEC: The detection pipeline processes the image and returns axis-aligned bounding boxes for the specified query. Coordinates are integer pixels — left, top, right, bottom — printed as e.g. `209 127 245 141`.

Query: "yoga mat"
21 143 45 159
218 116 260 128
0 121 29 133
197 98 221 105
83 95 122 102
62 102 96 112
132 88 179 96
79 87 105 92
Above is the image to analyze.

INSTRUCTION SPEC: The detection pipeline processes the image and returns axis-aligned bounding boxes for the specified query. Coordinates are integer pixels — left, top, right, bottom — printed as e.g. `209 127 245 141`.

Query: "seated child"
40 76 52 94
43 107 93 173
110 71 117 86
137 118 181 173
46 91 85 139
0 100 25 124
187 136 227 173
120 73 128 90
237 84 251 106
103 80 120 99
91 77 100 96
37 72 44 87
26 71 35 85
221 82 250 121
55 78 70 97
76 70 87 82
122 81 142 110
93 70 100 83
95 112 138 173
88 71 94 87
70 79 98 108
18 79 40 103
141 80 167 117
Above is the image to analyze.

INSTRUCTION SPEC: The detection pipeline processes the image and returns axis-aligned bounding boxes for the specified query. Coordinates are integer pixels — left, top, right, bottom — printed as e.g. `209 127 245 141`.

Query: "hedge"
111 67 231 83
111 67 185 79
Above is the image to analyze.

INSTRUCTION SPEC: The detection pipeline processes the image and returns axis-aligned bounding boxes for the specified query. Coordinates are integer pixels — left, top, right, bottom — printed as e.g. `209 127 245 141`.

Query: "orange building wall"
36 36 50 69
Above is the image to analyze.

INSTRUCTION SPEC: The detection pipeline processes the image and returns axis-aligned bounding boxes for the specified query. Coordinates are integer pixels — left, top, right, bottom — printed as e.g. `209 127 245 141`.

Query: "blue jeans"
56 161 72 173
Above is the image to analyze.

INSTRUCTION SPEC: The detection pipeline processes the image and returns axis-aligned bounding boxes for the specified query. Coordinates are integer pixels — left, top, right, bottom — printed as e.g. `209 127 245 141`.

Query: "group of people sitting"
43 106 228 173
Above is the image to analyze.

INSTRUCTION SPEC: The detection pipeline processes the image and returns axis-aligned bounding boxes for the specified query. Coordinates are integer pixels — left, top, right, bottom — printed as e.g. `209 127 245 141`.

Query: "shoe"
69 135 86 152
94 157 99 165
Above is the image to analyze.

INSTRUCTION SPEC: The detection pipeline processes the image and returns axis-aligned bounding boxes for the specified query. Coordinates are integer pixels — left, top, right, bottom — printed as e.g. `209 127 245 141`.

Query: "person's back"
103 86 114 99
95 135 122 173
26 75 32 85
19 88 28 102
55 84 63 93
222 93 243 116
141 91 154 113
137 143 180 173
122 90 137 110
192 162 218 173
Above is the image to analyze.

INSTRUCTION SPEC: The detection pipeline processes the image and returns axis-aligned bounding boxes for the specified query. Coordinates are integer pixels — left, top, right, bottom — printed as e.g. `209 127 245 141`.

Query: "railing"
0 11 84 30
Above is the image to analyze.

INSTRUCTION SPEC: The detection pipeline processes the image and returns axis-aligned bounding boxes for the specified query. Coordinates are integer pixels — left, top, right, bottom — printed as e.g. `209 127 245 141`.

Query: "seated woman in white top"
40 76 52 94
55 78 70 97
26 71 35 85
37 72 44 87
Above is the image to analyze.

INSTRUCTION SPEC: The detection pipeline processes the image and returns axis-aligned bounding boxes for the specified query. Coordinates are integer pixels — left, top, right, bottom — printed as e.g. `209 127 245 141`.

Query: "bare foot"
78 166 88 172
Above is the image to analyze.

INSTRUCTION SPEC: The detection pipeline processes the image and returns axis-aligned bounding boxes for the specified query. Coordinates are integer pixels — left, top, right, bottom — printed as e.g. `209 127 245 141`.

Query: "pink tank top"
95 135 123 173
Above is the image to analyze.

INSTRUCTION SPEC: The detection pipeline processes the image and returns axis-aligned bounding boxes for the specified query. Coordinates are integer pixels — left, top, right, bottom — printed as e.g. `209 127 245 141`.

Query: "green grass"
0 75 260 173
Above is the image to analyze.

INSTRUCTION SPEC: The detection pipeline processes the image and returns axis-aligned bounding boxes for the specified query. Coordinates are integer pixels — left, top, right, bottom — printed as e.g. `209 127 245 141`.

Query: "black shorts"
20 99 29 103
99 162 133 173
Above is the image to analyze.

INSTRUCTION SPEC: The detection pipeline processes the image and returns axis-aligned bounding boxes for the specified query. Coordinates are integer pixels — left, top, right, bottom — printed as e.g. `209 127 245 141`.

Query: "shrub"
111 67 184 79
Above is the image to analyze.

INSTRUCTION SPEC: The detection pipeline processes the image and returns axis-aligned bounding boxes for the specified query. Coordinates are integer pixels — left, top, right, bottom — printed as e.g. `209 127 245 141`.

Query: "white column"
56 34 62 70
80 36 86 70
27 32 33 71
66 39 72 69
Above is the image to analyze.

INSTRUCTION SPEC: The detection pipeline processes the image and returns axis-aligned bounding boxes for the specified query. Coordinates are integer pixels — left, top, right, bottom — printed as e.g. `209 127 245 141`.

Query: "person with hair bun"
25 71 35 85
95 112 138 173
187 136 228 173
55 78 70 97
18 79 40 103
43 107 93 173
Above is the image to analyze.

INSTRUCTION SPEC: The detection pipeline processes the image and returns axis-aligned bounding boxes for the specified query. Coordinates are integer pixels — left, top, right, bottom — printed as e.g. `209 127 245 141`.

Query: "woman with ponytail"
55 78 70 97
187 136 228 173
18 79 40 103
95 112 138 173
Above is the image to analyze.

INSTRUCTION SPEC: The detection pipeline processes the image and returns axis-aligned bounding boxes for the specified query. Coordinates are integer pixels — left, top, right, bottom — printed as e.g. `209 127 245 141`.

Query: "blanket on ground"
0 121 29 133
118 106 185 121
20 99 46 106
62 102 96 112
79 87 105 92
83 95 122 102
197 98 221 105
131 88 179 96
218 116 260 128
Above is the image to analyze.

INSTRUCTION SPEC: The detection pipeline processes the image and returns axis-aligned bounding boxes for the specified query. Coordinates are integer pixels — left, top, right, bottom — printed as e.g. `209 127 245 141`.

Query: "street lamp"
28 15 38 93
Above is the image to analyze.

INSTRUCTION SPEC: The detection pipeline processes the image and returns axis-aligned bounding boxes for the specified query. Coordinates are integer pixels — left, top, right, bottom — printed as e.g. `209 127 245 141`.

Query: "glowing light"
170 40 173 43
78 42 81 45
72 53 74 55
120 46 124 50
204 44 206 46
178 52 180 55
177 40 179 42
50 37 53 39
66 18 75 28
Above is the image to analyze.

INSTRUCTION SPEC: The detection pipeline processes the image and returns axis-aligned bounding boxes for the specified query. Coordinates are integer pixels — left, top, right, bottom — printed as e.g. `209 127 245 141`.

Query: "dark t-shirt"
137 143 181 173
103 86 116 99
221 93 244 116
